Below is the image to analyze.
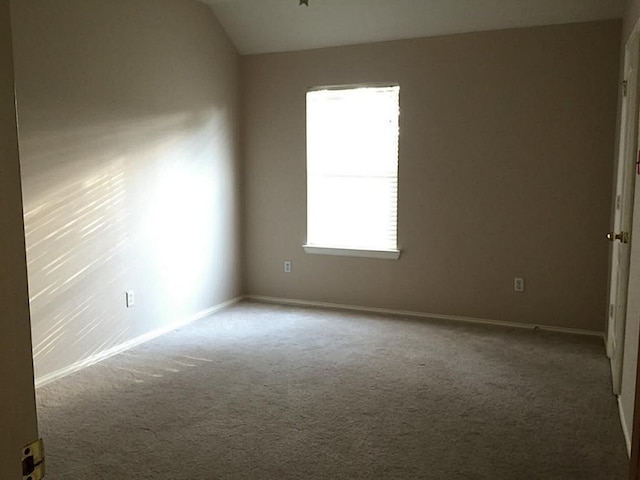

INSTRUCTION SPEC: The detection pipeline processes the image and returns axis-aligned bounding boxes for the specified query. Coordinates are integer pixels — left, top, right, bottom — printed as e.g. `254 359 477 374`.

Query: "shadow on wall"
21 107 237 380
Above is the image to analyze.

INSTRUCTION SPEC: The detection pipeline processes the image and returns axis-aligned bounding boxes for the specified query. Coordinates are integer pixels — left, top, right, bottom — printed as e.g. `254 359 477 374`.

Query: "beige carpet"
36 301 628 479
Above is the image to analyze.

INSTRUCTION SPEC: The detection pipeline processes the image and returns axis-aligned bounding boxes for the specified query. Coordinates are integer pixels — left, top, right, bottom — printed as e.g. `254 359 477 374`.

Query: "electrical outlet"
126 290 135 308
284 261 292 273
514 278 525 293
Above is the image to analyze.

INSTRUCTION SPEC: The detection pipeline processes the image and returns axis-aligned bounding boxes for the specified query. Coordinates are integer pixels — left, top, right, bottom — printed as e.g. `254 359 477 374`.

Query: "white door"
0 1 39 478
607 32 640 395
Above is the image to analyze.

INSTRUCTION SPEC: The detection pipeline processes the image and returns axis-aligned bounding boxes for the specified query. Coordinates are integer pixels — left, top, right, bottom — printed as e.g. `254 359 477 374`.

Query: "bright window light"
306 85 400 253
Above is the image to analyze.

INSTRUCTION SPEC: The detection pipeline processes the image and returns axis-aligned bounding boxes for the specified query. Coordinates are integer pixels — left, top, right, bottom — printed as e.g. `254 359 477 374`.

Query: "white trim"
245 295 604 338
34 297 242 388
302 245 401 260
618 395 632 457
308 82 399 92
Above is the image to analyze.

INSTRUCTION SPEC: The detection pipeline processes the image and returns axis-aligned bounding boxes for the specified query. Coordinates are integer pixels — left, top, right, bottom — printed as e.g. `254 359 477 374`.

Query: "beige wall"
10 0 242 382
243 21 621 332
619 0 640 452
0 0 38 477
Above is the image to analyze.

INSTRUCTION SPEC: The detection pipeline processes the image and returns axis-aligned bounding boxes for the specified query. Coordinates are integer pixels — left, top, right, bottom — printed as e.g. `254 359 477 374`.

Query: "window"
304 85 400 259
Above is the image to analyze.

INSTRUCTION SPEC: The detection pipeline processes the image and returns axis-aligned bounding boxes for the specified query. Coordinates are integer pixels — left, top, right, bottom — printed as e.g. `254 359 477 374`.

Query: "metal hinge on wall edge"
623 80 629 97
22 438 45 480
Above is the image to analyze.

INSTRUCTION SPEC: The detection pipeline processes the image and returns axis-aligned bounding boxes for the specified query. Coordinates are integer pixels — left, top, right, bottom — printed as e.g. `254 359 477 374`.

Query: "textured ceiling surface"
202 0 626 55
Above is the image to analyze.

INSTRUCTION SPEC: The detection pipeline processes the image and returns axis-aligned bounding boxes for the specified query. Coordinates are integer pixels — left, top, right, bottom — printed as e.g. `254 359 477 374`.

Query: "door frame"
0 1 39 478
608 21 640 395
624 15 640 480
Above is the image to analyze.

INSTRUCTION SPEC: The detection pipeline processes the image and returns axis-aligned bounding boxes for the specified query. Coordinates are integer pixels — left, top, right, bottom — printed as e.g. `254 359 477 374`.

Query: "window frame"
303 83 401 260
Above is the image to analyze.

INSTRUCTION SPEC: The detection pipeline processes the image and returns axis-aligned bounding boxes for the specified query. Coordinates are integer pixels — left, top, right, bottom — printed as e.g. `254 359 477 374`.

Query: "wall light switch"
126 290 135 308
514 278 525 293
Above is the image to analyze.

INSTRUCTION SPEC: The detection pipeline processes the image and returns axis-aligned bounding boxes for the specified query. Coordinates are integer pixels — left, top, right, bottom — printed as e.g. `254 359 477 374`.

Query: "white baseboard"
35 296 242 388
245 295 604 338
618 395 632 457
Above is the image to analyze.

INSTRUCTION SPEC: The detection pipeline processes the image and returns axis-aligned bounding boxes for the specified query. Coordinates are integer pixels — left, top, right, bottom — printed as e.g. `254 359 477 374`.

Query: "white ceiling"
202 0 626 55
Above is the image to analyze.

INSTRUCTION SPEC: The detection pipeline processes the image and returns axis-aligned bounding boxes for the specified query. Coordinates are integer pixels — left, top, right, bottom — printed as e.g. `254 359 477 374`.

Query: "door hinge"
22 438 45 480
623 80 629 97
610 304 615 318
616 194 622 210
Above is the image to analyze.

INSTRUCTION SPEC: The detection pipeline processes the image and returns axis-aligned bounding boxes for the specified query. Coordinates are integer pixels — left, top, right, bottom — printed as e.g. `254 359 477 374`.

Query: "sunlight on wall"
145 112 232 307
22 108 238 380
25 156 129 366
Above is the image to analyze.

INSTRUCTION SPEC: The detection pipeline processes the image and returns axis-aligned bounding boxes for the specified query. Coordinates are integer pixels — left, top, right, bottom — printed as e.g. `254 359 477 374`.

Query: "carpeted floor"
36 301 628 479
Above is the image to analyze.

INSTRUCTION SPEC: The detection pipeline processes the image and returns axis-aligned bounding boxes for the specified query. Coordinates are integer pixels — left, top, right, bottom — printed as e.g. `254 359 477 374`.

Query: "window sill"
302 245 401 260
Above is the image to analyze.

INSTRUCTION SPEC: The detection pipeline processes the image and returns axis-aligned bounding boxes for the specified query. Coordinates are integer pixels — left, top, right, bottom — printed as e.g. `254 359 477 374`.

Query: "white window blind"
306 85 400 253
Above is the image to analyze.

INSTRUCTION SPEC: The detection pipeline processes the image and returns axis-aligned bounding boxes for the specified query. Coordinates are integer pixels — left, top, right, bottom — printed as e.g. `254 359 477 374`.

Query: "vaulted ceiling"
202 0 626 55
